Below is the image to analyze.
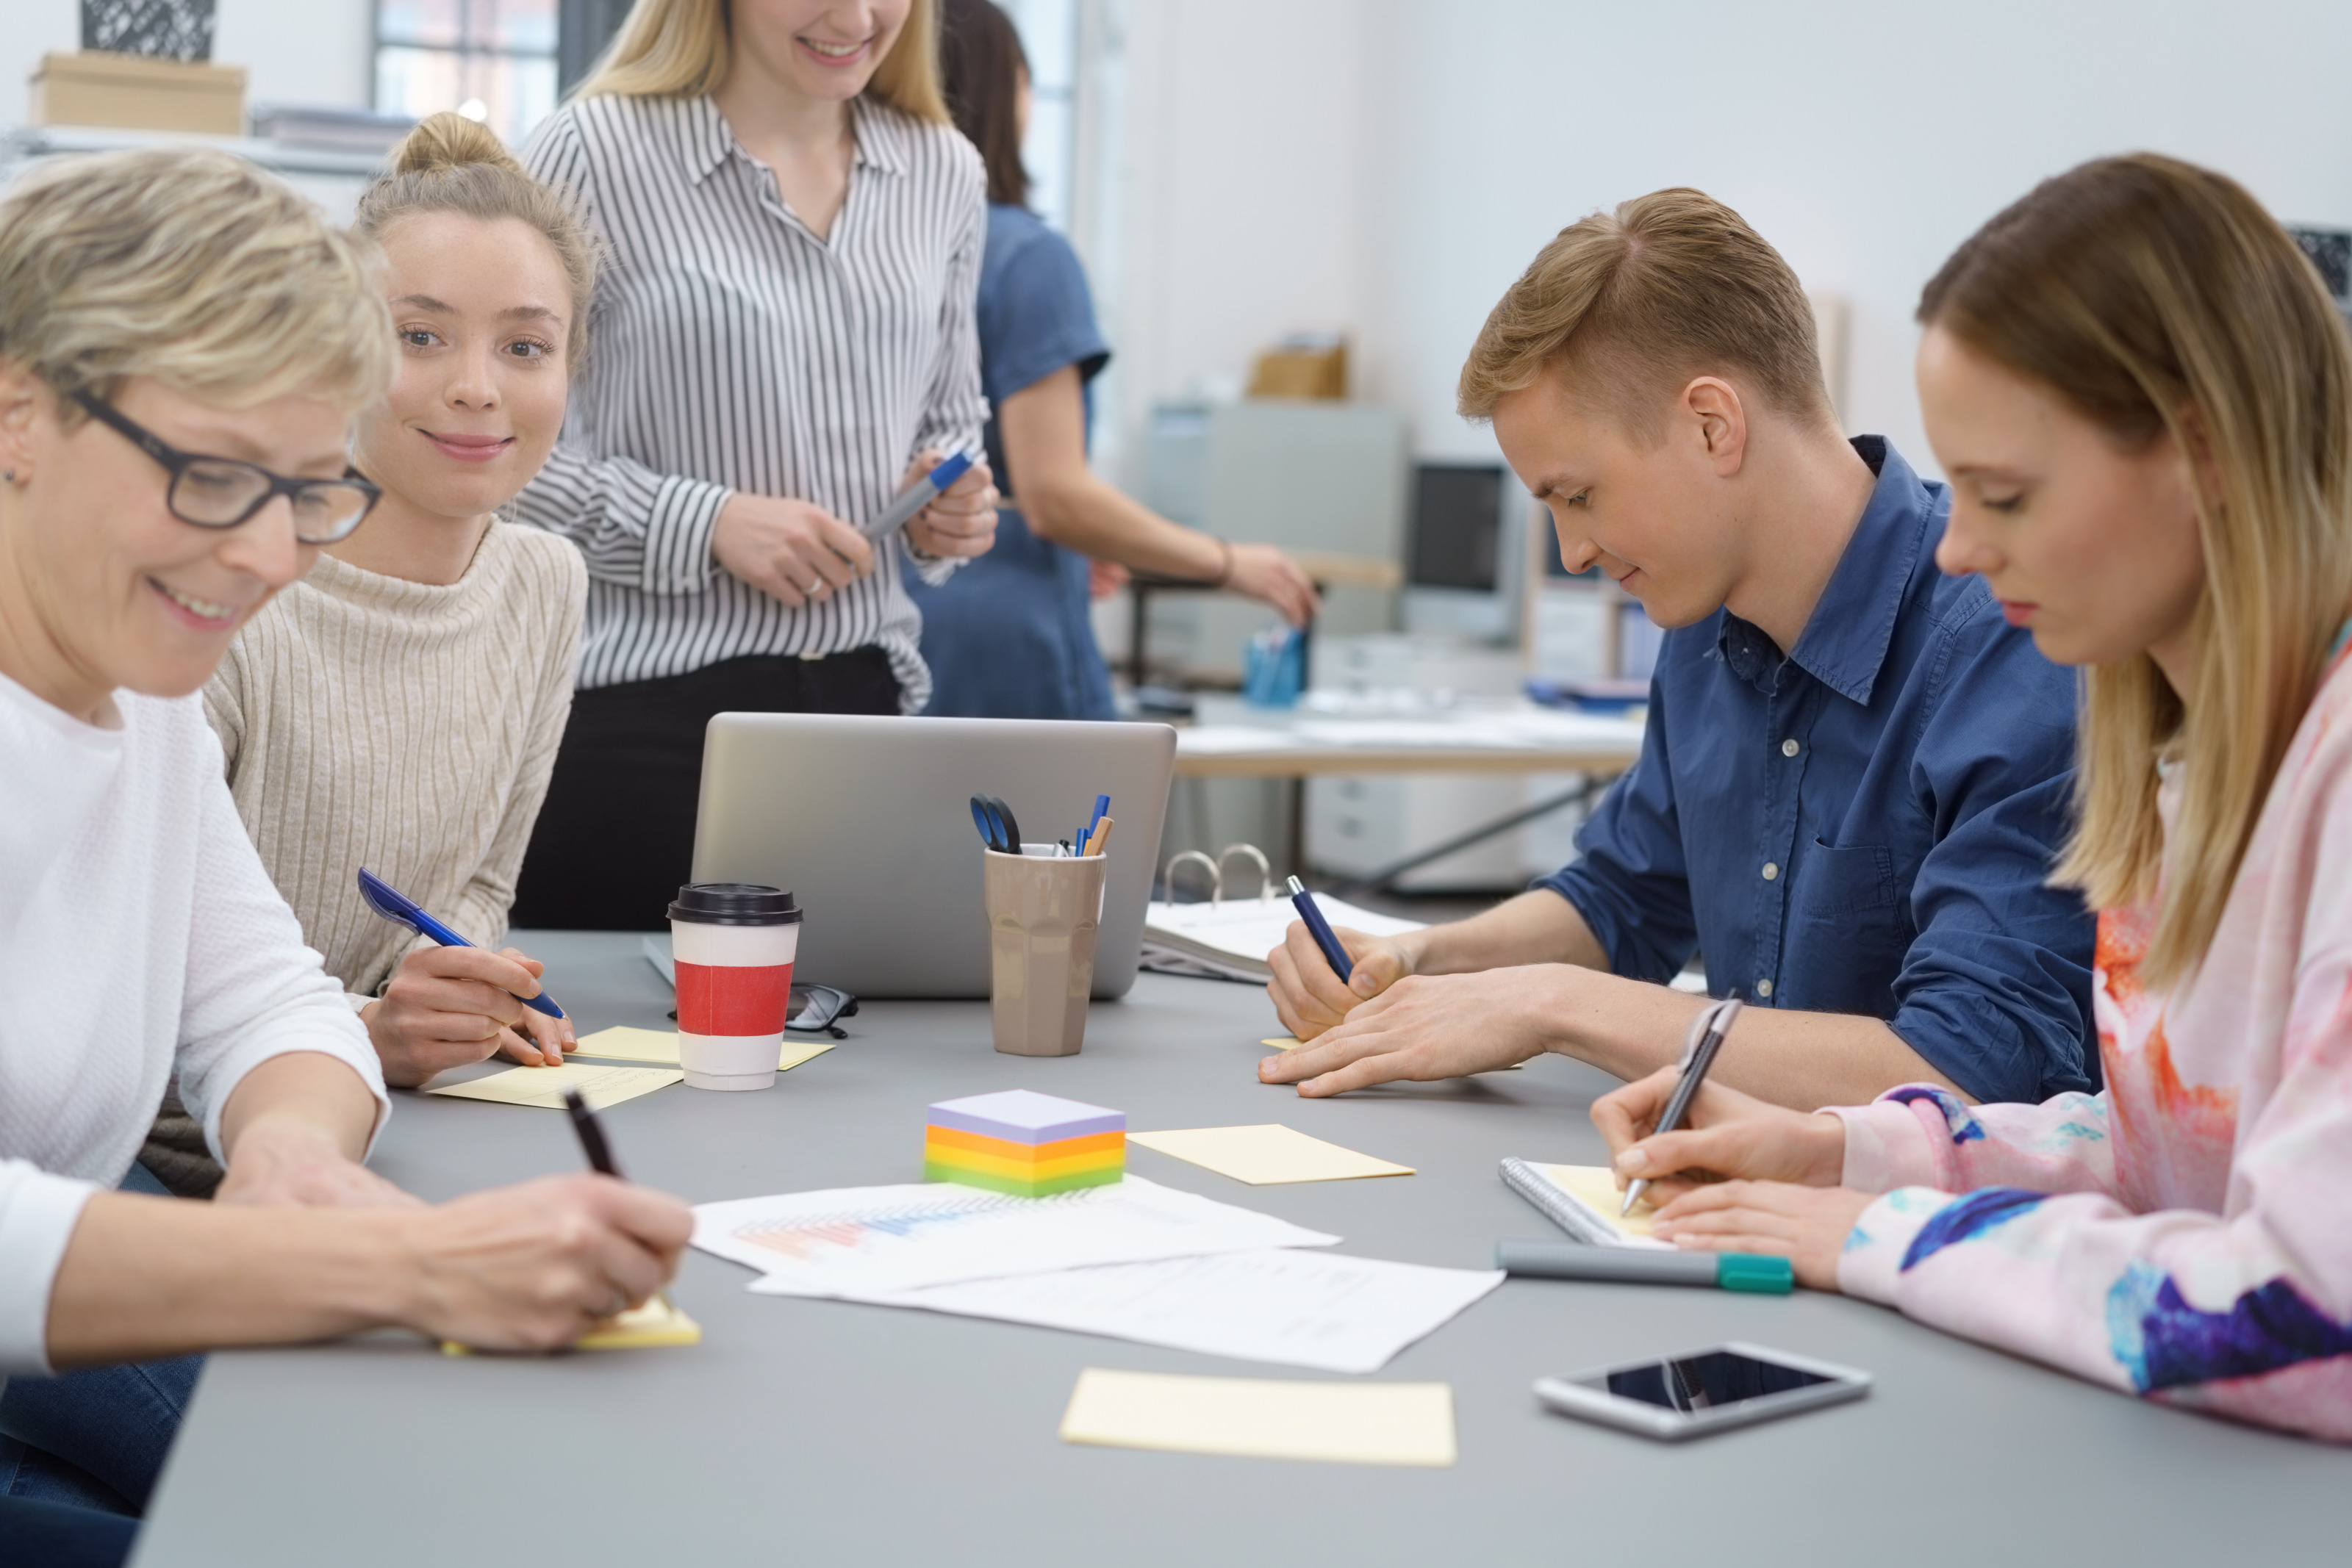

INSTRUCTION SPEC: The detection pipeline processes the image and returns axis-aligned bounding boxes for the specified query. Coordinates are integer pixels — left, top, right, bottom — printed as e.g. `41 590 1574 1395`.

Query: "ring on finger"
804 578 825 596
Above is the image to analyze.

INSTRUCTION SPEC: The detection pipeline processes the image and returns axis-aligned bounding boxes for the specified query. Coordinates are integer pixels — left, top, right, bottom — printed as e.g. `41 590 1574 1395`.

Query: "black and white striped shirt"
514 92 987 708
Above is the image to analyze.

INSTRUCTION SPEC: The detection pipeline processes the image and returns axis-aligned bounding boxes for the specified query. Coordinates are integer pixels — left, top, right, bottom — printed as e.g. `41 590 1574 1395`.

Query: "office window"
1000 0 1078 235
375 1 559 150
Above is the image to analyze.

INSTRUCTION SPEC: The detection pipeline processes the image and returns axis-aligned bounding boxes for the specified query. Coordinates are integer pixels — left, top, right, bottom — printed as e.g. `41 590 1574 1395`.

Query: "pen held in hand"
355 867 566 1022
872 450 974 535
1622 994 1743 1216
1286 876 1353 984
561 1085 622 1179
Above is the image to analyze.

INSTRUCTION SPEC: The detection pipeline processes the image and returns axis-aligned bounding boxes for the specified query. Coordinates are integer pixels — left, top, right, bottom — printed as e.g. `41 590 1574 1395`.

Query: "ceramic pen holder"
982 844 1107 1057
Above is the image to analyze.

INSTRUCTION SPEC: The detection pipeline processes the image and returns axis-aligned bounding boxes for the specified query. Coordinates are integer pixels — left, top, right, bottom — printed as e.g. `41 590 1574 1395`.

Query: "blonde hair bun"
392 111 526 179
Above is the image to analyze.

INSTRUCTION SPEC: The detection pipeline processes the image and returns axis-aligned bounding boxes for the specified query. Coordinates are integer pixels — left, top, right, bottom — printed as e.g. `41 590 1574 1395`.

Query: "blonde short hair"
355 112 599 367
1458 188 1833 441
0 147 392 414
576 0 950 123
1921 154 2352 986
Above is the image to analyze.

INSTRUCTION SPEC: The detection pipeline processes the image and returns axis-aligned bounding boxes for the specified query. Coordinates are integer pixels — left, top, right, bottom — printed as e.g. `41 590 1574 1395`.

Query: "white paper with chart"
806 1248 1505 1373
691 1175 1337 1296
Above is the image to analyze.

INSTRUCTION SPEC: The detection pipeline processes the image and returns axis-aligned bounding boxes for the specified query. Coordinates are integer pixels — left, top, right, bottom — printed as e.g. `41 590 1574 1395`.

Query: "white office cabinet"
1140 400 1407 680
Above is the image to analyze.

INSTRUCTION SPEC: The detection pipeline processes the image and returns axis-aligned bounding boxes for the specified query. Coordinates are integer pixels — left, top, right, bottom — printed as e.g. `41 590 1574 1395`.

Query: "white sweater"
0 673 387 1375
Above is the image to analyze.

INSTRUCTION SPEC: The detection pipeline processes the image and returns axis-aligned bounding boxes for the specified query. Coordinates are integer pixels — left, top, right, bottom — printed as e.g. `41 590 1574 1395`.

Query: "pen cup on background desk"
668 882 802 1090
983 845 1107 1057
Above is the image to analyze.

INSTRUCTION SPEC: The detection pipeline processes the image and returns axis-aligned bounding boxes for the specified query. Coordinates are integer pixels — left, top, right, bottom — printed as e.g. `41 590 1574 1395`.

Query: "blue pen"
1079 792 1109 852
355 868 567 1021
872 450 975 535
1286 875 1352 983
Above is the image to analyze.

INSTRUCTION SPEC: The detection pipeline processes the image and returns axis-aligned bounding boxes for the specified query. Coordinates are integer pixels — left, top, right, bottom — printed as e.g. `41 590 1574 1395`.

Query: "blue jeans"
0 1163 204 1561
0 1495 136 1568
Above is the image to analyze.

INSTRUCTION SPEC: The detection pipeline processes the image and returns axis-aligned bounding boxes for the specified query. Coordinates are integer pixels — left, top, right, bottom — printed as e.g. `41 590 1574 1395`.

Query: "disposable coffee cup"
668 882 802 1090
983 845 1106 1057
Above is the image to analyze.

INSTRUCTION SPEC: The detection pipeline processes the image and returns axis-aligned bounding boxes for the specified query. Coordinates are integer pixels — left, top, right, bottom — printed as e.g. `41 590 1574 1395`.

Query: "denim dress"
905 204 1114 719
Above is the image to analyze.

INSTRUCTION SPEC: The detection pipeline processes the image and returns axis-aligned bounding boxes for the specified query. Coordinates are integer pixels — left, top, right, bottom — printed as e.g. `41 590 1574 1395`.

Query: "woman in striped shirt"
511 0 999 929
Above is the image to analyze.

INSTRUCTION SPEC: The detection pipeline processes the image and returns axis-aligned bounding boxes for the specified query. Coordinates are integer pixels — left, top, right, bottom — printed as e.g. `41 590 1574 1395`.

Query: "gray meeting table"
135 932 2345 1565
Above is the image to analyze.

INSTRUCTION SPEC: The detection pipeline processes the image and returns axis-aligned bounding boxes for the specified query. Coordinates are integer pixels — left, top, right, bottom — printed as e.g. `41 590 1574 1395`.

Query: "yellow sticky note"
425 1060 682 1111
576 1295 702 1350
1060 1368 1455 1467
571 1026 834 1073
1536 1162 1660 1239
1129 1123 1413 1184
442 1295 702 1356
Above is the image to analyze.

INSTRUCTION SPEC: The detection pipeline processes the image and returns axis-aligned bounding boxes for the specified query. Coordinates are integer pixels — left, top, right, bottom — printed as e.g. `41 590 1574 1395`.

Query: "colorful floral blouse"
1831 641 2352 1441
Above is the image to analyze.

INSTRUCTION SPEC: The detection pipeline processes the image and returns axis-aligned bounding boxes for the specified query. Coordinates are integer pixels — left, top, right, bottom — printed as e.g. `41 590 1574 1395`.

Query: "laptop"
690 712 1177 999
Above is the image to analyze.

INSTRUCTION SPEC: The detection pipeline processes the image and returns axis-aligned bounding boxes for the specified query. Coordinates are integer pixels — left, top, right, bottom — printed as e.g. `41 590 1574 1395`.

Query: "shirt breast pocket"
1787 839 1910 1013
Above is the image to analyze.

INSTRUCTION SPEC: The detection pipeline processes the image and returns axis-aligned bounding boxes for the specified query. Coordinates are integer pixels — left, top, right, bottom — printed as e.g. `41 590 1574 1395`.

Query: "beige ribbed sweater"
203 524 587 1007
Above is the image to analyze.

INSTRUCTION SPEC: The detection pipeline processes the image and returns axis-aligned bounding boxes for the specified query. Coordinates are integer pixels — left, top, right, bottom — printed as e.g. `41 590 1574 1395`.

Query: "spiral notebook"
1498 1157 1672 1250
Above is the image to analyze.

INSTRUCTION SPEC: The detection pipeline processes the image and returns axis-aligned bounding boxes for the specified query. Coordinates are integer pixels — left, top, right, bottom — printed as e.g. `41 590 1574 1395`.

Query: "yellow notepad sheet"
576 1295 701 1350
572 1025 834 1073
1060 1368 1455 1467
425 1060 682 1111
1260 1037 1519 1070
1129 1123 1413 1184
444 1295 702 1356
1536 1162 1660 1239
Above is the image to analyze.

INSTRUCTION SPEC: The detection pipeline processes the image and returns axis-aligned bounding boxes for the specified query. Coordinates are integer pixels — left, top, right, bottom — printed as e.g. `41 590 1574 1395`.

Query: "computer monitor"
1401 460 1527 642
689 713 1176 999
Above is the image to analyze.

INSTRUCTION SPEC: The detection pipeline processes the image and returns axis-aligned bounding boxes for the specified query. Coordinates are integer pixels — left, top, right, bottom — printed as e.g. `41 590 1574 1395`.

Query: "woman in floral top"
1593 153 2352 1442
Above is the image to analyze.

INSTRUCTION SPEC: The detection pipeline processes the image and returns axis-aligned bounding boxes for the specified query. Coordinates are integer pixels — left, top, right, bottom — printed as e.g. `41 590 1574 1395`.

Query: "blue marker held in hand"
872 450 975 536
356 868 567 1021
1286 875 1353 984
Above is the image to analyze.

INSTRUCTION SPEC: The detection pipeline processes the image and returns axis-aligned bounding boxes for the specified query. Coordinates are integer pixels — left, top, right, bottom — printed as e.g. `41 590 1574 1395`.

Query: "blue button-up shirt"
1535 438 2096 1102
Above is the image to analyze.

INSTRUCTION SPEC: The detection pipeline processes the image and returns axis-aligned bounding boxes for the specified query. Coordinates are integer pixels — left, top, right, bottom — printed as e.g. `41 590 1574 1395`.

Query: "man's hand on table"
1258 963 1571 1096
1264 920 1419 1040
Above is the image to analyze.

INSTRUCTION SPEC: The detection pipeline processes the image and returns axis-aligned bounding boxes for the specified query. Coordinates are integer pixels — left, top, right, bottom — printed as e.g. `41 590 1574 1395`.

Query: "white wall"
1098 0 1370 479
4 0 374 125
1103 0 2352 482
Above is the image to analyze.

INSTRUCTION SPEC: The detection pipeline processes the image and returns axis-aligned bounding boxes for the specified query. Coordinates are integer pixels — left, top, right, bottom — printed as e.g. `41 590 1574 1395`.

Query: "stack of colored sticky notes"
924 1089 1125 1196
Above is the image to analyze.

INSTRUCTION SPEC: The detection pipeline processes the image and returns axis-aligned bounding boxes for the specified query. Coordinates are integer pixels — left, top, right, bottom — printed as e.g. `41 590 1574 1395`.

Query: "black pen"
562 1084 623 1179
561 1084 675 1317
1622 994 1743 1215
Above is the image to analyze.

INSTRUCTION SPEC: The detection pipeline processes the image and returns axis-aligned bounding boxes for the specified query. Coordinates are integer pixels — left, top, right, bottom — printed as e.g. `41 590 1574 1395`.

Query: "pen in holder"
982 844 1107 1057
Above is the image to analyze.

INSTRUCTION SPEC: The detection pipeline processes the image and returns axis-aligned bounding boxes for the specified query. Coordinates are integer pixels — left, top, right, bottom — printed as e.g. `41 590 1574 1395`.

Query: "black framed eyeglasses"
787 985 860 1039
73 389 381 544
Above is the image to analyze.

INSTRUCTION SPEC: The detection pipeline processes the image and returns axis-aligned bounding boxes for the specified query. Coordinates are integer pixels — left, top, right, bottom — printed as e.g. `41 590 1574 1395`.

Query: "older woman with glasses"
0 148 689 1566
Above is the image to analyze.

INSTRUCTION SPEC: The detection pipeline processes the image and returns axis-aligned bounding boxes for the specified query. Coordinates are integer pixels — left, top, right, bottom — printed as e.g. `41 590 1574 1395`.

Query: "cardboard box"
29 51 247 136
1248 338 1347 400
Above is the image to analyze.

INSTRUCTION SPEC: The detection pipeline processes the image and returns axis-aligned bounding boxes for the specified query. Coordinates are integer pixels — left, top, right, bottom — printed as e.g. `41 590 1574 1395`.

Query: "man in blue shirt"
1261 188 2094 1110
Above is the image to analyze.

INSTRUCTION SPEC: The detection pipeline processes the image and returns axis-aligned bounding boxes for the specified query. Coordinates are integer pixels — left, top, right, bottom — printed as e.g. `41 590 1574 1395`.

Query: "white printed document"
823 1248 1503 1374
692 1175 1335 1297
1141 895 1423 982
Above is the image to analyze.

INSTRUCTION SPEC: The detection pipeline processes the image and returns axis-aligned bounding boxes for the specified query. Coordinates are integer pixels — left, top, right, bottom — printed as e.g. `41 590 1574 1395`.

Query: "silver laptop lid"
691 712 1176 999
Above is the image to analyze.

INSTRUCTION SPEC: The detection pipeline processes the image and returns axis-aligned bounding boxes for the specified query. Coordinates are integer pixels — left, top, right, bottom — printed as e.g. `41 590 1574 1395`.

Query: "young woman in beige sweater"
165 116 596 1138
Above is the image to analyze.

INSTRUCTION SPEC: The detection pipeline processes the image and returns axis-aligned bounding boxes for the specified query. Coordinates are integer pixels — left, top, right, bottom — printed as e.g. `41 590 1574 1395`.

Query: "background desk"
1170 705 1646 883
137 934 2344 1566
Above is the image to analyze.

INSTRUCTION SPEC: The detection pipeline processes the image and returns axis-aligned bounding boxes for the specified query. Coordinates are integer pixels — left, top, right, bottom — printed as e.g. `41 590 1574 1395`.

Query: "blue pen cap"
1715 1254 1796 1294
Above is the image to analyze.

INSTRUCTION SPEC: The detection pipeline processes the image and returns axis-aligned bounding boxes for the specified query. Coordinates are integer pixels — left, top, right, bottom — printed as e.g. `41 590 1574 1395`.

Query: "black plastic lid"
667 882 801 926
